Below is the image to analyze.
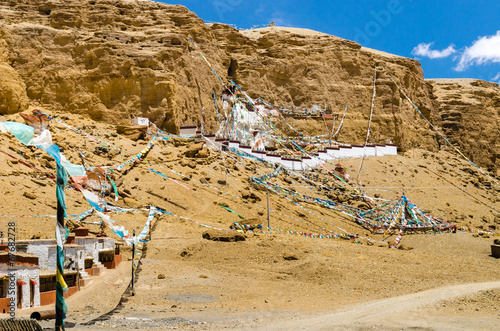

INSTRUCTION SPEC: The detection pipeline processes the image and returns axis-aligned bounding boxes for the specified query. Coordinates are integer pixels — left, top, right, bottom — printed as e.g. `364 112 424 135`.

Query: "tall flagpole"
55 158 68 331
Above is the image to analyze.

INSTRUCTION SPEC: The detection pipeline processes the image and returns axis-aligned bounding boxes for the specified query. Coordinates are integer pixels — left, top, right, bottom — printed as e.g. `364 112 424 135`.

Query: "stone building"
0 227 121 312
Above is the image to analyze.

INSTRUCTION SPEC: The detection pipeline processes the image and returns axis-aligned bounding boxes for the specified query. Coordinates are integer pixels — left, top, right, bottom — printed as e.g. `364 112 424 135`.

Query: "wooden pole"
131 229 135 296
201 106 205 137
55 175 64 331
330 114 336 147
267 188 270 228
321 114 329 143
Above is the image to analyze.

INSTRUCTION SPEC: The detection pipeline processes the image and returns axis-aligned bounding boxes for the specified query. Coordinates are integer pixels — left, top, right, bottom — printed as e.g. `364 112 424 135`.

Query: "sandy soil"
266 281 500 331
0 110 499 330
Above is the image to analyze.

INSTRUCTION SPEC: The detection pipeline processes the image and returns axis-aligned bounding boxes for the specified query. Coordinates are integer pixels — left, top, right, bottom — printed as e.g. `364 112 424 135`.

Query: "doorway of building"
30 280 35 307
17 284 22 309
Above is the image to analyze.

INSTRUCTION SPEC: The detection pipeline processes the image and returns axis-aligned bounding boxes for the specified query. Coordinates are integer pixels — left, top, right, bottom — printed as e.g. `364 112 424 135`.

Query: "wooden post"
267 188 270 229
321 114 330 146
55 179 64 331
402 188 407 224
201 106 205 137
330 114 336 147
131 229 135 296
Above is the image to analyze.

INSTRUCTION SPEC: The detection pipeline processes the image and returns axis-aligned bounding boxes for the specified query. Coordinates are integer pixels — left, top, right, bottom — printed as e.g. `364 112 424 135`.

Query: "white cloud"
255 3 267 16
493 72 500 84
455 31 500 71
411 42 457 59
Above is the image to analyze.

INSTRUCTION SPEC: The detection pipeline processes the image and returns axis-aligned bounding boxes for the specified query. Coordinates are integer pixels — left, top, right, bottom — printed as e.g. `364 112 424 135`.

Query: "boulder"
196 146 210 158
116 124 148 141
184 142 204 157
23 192 37 200
31 232 48 240
0 64 29 115
202 230 245 242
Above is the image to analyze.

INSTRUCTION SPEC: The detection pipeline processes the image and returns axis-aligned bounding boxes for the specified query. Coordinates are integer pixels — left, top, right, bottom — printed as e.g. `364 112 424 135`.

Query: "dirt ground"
0 109 499 330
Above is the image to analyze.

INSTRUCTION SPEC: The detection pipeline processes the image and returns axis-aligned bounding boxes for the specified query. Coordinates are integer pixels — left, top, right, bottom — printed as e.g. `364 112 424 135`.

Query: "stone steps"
91 261 106 277
79 270 92 287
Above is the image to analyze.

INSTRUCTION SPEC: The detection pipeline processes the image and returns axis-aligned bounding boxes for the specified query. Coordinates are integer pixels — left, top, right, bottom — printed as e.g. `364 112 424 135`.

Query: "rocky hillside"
0 0 499 171
428 79 500 175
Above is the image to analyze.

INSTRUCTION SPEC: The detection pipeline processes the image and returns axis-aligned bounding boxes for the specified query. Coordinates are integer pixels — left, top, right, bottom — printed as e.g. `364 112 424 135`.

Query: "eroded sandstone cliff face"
428 79 500 175
231 27 440 152
0 0 498 171
0 0 436 139
0 26 29 115
0 0 209 133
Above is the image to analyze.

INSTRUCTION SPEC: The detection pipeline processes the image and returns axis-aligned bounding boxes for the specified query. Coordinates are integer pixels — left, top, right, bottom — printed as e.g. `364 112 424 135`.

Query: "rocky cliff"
428 79 500 175
0 0 498 171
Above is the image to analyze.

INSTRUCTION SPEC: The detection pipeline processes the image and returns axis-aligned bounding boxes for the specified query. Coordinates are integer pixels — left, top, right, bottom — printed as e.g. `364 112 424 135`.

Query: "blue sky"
161 0 500 83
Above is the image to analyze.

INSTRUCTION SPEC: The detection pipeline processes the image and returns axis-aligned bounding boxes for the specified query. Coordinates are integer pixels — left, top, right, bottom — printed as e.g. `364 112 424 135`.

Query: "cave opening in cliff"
228 58 238 80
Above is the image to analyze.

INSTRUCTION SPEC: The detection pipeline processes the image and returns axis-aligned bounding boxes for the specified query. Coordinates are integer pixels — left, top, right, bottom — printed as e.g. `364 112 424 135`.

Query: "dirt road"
262 281 500 331
59 280 500 330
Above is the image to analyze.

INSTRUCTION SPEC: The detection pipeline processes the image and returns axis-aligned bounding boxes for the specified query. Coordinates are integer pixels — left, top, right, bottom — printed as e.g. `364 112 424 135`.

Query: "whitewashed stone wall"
218 140 399 171
24 240 54 270
0 267 40 309
103 238 115 251
47 246 57 270
179 126 197 137
75 238 100 263
386 144 398 155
